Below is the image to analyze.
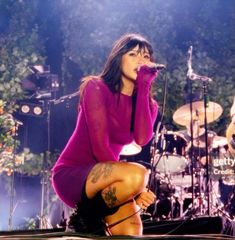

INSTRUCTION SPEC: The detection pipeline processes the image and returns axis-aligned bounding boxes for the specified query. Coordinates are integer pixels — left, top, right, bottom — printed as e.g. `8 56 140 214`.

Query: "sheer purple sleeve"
133 66 159 146
81 80 118 162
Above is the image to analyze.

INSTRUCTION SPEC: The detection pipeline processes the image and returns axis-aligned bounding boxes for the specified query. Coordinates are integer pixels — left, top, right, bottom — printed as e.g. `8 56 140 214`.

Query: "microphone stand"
187 46 212 216
8 120 18 230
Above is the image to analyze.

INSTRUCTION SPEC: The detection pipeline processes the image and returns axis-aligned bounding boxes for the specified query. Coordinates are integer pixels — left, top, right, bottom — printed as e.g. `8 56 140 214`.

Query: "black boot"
68 201 106 235
68 191 119 235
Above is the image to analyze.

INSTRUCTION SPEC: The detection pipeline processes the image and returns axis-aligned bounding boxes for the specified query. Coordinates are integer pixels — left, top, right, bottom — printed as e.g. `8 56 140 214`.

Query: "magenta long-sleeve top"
52 78 158 207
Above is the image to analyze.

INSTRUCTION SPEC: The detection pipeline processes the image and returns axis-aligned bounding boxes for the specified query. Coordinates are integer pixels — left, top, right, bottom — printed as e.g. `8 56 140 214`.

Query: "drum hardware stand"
38 82 63 228
8 120 19 230
39 98 53 229
40 91 78 228
148 122 171 220
152 124 191 221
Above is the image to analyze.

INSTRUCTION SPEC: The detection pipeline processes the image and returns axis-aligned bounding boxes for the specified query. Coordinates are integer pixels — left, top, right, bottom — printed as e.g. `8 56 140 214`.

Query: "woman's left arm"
133 65 158 146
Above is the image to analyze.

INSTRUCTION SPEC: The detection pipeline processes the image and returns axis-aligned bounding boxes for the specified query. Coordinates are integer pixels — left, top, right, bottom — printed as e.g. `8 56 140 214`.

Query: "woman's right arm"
81 80 118 162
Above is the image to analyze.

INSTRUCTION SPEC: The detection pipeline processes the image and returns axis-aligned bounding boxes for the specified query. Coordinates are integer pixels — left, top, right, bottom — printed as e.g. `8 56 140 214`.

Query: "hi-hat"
173 101 223 126
120 141 142 156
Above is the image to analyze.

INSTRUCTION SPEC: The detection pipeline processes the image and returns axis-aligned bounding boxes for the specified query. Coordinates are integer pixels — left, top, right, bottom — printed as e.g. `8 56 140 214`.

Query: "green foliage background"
0 0 235 145
0 0 45 152
0 0 234 230
58 0 235 134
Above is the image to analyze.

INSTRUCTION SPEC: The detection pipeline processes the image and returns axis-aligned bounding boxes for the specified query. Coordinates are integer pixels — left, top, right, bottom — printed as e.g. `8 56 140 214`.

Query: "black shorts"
80 183 120 218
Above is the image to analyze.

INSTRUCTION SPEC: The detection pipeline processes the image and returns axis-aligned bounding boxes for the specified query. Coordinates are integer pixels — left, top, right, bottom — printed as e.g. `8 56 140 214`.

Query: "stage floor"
0 216 234 240
0 232 234 240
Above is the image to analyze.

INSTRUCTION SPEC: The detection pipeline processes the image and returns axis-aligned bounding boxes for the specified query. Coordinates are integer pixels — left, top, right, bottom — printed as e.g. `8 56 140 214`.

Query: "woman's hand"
136 63 159 88
135 188 156 210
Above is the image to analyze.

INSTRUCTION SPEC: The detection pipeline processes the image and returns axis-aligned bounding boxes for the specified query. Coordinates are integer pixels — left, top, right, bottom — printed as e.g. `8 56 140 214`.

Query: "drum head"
120 141 142 156
155 154 187 174
155 131 188 174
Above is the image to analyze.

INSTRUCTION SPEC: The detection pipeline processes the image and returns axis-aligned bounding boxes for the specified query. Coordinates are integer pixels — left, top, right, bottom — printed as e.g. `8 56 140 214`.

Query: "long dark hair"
79 33 154 97
101 33 154 92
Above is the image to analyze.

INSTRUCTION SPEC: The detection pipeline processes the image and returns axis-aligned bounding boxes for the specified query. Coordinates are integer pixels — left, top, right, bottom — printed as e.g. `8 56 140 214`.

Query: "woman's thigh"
105 200 143 235
85 161 149 200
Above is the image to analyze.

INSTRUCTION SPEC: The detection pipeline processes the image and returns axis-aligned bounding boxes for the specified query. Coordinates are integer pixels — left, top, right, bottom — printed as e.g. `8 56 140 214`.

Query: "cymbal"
212 136 228 148
173 101 223 126
120 141 142 156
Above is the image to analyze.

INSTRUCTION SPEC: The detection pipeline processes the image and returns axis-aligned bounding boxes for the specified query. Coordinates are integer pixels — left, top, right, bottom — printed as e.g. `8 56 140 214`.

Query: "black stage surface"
0 216 235 239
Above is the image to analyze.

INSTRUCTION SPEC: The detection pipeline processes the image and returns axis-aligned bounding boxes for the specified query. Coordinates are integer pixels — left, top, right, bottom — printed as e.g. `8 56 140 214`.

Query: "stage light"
33 106 43 115
20 105 30 114
18 102 45 117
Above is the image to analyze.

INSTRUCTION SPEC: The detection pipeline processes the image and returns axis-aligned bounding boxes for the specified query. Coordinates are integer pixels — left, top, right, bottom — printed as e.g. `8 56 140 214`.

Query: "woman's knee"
124 163 149 192
86 162 149 198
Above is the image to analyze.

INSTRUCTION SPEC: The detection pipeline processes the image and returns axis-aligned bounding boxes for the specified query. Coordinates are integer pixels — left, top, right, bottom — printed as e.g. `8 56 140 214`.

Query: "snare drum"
154 131 188 174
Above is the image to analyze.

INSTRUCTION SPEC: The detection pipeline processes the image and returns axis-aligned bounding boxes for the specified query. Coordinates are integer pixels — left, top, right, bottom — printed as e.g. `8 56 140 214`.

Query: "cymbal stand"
202 80 211 216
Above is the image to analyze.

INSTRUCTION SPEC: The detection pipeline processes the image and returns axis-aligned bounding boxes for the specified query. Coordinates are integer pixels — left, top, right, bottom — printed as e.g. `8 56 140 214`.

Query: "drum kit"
121 100 235 220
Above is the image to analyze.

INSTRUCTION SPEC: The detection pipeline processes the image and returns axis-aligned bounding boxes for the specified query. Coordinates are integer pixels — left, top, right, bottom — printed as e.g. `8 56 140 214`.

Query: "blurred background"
0 0 234 230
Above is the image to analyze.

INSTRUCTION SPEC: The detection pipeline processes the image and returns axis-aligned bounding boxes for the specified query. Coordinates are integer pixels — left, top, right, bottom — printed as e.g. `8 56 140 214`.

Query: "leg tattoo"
102 186 120 208
88 163 113 183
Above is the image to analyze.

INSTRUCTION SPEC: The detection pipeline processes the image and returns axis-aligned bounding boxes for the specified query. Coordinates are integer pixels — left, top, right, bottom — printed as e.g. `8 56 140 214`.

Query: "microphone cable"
147 69 169 192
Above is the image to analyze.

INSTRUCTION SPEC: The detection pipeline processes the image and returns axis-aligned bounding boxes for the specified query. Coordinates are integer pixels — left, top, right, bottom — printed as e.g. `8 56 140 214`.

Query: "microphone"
189 73 213 82
137 64 166 72
152 64 166 71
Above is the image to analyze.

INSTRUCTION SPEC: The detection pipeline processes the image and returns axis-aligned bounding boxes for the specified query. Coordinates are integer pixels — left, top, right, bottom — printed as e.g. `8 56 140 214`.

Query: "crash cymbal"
120 141 142 156
212 136 228 148
173 101 223 126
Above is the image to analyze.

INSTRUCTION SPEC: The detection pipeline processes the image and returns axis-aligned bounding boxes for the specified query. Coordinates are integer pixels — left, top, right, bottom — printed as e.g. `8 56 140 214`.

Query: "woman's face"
120 45 151 83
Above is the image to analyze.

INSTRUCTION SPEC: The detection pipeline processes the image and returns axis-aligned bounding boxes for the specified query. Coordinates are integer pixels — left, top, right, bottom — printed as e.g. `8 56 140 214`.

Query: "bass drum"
154 131 188 174
150 175 179 220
